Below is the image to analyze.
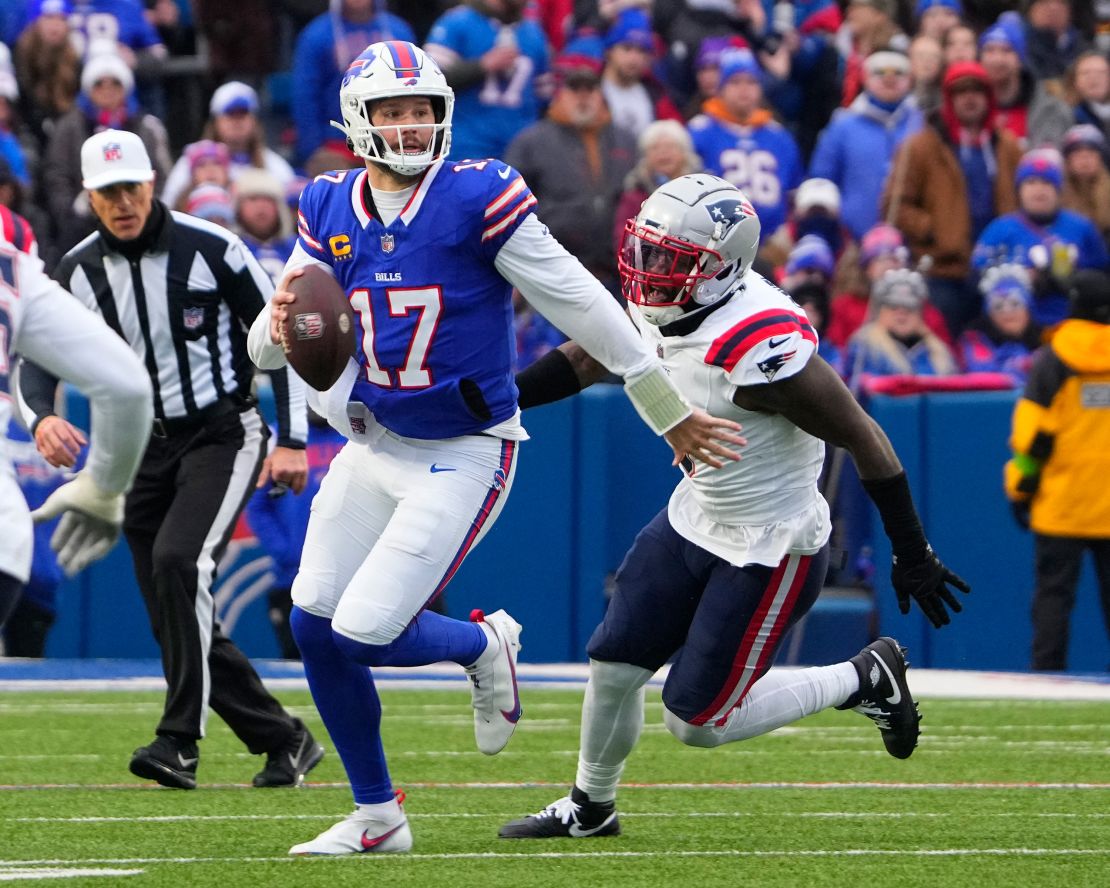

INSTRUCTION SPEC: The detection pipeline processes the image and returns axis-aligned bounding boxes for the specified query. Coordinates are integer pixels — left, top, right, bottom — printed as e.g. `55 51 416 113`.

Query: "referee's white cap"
81 129 155 190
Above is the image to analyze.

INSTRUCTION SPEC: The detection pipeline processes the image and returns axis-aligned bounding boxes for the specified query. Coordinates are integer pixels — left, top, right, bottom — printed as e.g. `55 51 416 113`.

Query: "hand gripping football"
279 266 356 391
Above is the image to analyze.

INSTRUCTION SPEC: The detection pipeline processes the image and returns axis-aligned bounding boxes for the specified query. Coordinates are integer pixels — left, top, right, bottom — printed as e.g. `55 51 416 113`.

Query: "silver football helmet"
619 174 761 326
335 40 454 176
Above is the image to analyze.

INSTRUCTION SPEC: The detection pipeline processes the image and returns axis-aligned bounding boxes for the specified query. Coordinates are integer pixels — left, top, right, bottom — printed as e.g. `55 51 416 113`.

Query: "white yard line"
1 664 1108 699
2 780 1108 791
2 849 1109 867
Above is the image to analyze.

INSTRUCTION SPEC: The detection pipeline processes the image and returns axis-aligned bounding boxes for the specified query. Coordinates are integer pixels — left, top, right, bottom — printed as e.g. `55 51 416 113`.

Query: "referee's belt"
151 396 249 439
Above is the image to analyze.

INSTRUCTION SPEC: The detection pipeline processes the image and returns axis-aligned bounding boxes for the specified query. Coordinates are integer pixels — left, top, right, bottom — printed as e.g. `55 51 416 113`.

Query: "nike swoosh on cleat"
568 816 615 837
500 640 522 724
870 650 902 705
429 464 456 473
361 822 405 850
177 754 198 768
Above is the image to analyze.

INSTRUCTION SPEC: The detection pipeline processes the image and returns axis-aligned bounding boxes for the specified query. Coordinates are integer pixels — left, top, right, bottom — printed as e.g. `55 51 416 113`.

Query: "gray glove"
31 472 124 576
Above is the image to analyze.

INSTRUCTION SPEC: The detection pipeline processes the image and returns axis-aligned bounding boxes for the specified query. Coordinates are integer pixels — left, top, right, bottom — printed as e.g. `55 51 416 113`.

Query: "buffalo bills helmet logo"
704 198 755 236
342 49 376 88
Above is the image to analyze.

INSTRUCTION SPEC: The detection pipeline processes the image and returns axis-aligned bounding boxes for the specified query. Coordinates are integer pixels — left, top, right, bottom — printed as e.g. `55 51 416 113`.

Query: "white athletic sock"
665 662 859 747
356 797 402 823
574 659 653 803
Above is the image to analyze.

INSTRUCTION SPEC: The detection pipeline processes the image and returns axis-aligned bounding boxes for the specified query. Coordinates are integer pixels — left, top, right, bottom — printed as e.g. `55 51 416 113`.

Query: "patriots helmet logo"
757 349 797 381
704 198 755 236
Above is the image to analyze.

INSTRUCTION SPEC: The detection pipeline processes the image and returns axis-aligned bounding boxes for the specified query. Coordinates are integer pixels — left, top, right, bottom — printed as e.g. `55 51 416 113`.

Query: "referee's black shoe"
838 636 921 759
129 735 199 790
252 719 325 787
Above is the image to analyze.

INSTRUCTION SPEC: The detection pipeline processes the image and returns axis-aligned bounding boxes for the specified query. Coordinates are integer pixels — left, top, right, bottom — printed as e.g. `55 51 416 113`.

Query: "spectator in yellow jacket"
1004 269 1110 670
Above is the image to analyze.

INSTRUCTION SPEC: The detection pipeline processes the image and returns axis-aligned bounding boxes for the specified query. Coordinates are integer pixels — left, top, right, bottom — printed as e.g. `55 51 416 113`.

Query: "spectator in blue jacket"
808 47 922 241
958 263 1042 383
972 148 1109 327
291 0 415 169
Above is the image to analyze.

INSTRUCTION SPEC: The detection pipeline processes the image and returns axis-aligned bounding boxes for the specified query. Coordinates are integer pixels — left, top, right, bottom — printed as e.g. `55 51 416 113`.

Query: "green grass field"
1 686 1108 887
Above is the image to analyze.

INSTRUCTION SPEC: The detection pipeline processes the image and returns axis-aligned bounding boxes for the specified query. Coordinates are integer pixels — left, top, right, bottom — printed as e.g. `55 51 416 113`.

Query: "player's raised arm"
734 352 971 627
496 215 744 466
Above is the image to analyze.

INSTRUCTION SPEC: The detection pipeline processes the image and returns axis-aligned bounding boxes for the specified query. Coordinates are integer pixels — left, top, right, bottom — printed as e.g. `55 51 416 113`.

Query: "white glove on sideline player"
30 472 125 576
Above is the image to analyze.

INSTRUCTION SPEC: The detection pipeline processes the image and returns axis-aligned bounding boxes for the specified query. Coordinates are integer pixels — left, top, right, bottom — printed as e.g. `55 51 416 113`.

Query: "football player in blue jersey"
248 40 745 856
498 174 970 840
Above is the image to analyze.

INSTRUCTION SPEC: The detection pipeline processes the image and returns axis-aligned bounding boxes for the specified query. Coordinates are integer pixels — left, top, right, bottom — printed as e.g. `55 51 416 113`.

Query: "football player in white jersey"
0 238 152 631
500 174 971 839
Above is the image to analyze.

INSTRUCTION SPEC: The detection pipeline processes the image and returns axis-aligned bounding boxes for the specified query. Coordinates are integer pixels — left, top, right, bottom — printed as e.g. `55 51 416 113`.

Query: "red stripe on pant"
430 440 515 599
691 553 812 727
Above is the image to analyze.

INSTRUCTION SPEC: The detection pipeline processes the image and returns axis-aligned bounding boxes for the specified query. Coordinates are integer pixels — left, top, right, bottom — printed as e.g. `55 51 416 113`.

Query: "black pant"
123 406 296 752
1032 534 1110 671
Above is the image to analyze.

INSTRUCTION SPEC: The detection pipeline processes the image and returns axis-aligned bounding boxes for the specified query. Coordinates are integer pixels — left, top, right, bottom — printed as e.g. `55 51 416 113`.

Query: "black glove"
891 545 971 628
1010 500 1030 531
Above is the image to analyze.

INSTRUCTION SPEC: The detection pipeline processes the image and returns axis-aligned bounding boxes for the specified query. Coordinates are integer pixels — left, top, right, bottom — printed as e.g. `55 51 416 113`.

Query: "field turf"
1 685 1107 886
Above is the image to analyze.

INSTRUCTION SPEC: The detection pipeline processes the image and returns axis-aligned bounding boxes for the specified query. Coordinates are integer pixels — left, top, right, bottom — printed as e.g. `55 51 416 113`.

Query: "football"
279 266 356 391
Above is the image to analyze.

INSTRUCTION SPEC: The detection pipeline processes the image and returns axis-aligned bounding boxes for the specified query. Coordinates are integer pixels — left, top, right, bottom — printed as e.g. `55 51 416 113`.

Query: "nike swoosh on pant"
870 650 902 704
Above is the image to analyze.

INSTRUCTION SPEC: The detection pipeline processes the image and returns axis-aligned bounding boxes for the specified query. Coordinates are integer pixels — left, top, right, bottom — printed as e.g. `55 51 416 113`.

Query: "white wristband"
624 364 692 436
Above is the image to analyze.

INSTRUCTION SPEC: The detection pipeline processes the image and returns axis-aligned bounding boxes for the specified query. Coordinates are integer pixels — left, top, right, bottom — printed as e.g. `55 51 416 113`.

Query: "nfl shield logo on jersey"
183 307 204 330
381 234 395 254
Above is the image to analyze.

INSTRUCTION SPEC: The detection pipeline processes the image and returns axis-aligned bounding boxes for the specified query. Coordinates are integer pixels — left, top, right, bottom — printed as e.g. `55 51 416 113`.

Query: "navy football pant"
587 508 827 726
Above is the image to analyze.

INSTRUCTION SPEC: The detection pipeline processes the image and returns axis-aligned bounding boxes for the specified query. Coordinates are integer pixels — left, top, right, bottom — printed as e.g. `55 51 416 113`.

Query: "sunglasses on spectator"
869 67 909 77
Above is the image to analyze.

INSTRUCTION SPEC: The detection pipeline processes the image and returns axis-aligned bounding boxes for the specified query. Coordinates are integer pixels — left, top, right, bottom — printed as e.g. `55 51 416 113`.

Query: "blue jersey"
688 115 803 237
296 159 537 439
69 0 163 57
972 210 1110 327
425 7 550 161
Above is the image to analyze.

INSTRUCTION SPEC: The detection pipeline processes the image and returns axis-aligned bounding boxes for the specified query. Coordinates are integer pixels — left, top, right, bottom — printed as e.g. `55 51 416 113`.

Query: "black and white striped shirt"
50 207 306 446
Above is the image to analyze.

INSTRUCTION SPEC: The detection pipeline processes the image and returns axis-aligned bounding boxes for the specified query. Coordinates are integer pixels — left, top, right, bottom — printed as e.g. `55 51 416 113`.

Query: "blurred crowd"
1 0 1106 396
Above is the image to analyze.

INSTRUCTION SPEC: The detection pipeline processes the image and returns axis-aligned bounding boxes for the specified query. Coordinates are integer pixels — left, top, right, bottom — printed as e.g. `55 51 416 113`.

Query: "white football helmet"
619 174 762 326
335 40 454 177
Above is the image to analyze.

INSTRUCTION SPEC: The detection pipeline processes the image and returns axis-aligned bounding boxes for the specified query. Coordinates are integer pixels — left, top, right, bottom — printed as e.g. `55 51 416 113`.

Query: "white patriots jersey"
636 272 831 567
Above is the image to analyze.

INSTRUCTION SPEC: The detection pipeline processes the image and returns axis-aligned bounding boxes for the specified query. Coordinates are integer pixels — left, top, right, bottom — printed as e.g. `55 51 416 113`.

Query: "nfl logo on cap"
381 234 395 253
103 142 123 162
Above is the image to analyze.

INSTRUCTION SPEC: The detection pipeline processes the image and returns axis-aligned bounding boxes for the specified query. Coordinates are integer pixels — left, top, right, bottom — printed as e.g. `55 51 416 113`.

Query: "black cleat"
843 636 921 759
129 735 199 790
252 719 325 787
499 787 621 839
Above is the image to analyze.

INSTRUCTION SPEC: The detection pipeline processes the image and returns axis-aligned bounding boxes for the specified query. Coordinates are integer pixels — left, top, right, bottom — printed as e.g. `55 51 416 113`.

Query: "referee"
20 130 323 790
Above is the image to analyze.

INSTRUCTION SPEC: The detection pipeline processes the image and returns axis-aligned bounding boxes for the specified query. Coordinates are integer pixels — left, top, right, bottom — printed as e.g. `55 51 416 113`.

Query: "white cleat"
465 608 523 755
288 808 413 856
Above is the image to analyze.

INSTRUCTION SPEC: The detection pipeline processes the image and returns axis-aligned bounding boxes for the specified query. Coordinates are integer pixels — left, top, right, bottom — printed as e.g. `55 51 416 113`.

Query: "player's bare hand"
34 416 87 469
269 268 305 346
258 445 308 494
664 408 746 469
